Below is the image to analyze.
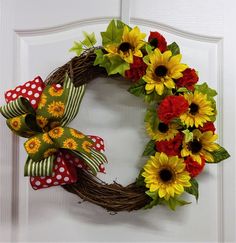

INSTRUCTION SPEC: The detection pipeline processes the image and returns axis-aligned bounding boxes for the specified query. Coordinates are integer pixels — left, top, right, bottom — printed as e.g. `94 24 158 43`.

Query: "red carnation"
125 56 147 82
185 156 205 178
199 122 216 133
148 31 167 53
175 68 199 91
158 95 189 124
156 133 184 157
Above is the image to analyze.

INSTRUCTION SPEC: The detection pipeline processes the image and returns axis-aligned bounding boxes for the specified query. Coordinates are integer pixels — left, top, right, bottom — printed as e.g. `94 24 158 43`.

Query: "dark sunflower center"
189 103 199 115
155 65 168 77
158 123 169 133
150 38 158 47
118 42 132 52
188 139 202 154
159 169 173 182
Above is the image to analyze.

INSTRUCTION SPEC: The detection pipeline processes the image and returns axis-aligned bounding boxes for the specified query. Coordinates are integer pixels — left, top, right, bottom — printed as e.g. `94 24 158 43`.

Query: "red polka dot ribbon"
5 76 45 109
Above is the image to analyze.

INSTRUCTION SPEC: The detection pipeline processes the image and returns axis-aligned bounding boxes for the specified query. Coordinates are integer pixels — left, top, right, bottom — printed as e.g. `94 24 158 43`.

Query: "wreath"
0 20 230 212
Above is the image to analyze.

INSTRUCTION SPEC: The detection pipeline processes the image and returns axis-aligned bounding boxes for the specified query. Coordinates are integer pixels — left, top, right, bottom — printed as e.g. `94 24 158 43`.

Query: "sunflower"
42 133 53 144
143 49 188 95
82 141 93 153
63 138 78 150
47 101 65 118
181 129 219 163
43 148 57 158
9 117 21 131
48 127 64 139
146 121 179 141
105 26 146 63
180 91 214 127
142 152 191 200
25 137 41 154
36 115 48 128
48 86 64 97
70 128 85 139
38 94 47 109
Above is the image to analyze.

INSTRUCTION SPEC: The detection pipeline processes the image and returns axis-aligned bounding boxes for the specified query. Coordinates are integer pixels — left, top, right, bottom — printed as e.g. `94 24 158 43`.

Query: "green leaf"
167 42 180 56
166 197 191 211
144 107 159 131
108 55 129 75
128 79 146 97
145 44 153 55
182 129 193 143
101 19 124 46
185 178 199 201
81 31 97 47
208 145 230 163
177 87 189 93
94 49 112 72
143 140 156 156
69 41 83 56
136 171 145 187
144 191 162 209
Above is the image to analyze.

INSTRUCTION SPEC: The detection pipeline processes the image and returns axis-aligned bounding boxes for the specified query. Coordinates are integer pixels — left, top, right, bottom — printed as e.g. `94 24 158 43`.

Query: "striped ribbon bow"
0 74 107 177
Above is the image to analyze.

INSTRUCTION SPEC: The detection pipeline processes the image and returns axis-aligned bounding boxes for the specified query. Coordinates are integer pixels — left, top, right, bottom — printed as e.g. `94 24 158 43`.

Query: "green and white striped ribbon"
61 74 85 127
0 97 34 119
72 149 107 174
24 155 55 176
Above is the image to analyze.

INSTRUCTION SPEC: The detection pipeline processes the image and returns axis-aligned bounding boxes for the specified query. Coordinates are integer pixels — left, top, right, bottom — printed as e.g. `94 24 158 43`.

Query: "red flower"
158 95 189 124
148 32 167 53
156 133 184 156
184 156 205 177
125 56 147 82
199 122 216 133
175 68 199 91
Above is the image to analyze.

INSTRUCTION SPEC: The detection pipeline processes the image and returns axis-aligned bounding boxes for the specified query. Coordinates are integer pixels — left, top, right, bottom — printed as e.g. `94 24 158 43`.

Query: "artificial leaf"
128 79 146 97
94 49 112 71
185 178 199 201
144 190 163 209
101 20 124 46
69 41 83 56
167 42 180 56
108 55 129 75
144 107 159 131
116 20 130 30
145 44 153 55
182 129 193 143
166 197 191 211
208 146 230 163
142 140 156 156
81 31 97 47
136 169 145 187
177 87 189 93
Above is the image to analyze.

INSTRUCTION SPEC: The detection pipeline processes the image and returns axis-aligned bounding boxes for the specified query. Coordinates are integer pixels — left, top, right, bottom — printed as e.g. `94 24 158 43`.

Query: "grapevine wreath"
0 20 230 212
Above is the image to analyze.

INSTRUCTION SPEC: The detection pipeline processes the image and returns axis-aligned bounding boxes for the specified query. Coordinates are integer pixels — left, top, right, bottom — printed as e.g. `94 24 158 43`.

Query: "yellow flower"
47 101 65 118
143 49 187 95
82 141 93 153
142 152 191 200
146 121 179 141
36 116 48 128
25 137 41 154
180 91 214 127
181 129 219 163
42 133 53 144
48 127 64 139
43 148 57 158
48 86 64 97
105 26 146 63
10 117 21 131
63 138 78 150
38 94 47 109
70 128 85 139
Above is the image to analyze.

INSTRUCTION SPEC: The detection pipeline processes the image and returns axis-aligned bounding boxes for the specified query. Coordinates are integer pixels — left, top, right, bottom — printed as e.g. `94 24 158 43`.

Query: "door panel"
0 0 235 242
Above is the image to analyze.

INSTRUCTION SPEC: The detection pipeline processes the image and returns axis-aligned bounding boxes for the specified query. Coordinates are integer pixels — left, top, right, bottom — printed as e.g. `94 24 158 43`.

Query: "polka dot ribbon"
0 75 107 189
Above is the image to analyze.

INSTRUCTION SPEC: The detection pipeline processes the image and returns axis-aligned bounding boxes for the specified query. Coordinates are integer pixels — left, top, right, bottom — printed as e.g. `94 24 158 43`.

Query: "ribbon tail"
71 149 107 175
24 155 55 176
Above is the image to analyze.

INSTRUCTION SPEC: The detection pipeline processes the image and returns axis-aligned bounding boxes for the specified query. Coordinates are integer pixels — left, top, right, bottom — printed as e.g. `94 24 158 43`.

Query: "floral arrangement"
0 20 230 211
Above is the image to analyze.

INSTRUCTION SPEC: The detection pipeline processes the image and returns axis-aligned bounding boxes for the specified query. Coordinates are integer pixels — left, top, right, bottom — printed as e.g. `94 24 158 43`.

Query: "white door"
0 0 235 242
